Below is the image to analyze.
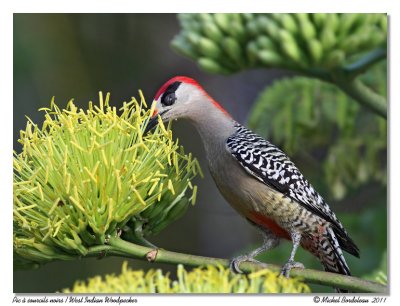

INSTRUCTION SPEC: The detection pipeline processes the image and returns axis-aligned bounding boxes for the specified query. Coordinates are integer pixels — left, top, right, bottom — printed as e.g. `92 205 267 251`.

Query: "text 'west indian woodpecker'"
146 76 360 292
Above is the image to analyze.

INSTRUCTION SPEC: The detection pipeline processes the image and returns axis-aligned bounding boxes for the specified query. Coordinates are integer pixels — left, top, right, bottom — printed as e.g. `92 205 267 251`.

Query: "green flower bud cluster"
172 13 387 74
63 262 310 293
13 92 201 268
248 72 386 200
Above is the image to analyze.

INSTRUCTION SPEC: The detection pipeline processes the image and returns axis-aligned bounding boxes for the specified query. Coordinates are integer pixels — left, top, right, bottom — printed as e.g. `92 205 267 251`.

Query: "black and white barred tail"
320 227 352 293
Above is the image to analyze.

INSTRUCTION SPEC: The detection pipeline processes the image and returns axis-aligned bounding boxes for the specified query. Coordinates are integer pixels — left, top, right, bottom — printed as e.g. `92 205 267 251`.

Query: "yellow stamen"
66 173 71 194
115 169 122 192
84 167 97 183
101 149 108 167
139 90 147 108
191 186 197 205
37 183 44 201
70 141 86 153
155 159 165 169
48 197 61 215
16 204 37 211
69 196 85 213
167 179 175 195
148 180 159 196
133 189 146 206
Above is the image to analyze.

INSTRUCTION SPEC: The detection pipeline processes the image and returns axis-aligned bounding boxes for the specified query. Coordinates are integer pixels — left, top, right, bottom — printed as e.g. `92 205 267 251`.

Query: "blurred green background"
13 13 387 293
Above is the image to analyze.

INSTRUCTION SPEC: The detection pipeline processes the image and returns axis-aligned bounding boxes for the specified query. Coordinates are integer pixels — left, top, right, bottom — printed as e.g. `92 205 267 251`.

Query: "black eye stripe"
164 81 181 96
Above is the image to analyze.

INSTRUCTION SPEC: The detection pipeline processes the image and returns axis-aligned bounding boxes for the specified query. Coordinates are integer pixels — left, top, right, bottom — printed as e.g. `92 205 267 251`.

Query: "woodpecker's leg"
230 228 279 274
280 231 305 278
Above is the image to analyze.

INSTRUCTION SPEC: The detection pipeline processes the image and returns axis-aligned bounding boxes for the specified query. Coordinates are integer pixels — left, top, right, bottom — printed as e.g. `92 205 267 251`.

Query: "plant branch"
96 237 386 293
298 67 387 119
343 48 387 79
334 77 387 119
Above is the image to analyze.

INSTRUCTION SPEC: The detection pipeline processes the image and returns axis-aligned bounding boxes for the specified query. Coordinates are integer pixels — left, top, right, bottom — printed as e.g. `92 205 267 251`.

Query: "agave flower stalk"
13 92 201 268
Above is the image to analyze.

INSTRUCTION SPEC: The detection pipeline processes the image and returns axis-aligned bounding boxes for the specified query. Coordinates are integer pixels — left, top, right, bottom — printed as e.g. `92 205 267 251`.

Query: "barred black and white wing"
226 123 359 258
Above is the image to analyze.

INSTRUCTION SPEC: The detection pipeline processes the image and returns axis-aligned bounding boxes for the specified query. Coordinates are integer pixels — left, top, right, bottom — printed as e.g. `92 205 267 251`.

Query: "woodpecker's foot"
230 255 268 274
280 260 305 278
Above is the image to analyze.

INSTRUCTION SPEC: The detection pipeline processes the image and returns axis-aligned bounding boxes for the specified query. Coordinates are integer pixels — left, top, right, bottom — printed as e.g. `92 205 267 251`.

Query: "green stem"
334 77 387 119
107 236 226 266
299 67 387 119
296 48 387 119
101 237 386 293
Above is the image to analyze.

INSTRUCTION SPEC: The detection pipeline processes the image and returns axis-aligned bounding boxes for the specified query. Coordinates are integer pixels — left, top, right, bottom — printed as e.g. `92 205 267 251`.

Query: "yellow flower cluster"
13 92 201 268
64 262 310 293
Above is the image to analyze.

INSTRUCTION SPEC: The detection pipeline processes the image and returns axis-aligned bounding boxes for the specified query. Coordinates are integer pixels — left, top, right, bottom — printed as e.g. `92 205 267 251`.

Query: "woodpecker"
146 76 359 292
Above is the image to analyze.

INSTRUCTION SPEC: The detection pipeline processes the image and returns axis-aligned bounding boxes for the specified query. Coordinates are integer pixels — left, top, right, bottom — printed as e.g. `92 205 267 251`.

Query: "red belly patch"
249 212 290 240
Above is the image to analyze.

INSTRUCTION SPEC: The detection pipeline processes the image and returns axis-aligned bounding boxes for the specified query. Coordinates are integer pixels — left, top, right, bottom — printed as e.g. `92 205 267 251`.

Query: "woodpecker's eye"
161 92 176 106
160 81 181 106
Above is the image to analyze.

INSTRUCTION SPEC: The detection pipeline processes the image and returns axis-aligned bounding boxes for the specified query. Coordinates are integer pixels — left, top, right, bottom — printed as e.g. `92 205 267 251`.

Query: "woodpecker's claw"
280 260 305 278
230 256 268 274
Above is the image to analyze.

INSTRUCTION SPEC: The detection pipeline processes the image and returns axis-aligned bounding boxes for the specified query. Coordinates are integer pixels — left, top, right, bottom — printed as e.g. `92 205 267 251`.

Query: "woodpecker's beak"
144 109 169 134
144 115 159 134
144 101 159 134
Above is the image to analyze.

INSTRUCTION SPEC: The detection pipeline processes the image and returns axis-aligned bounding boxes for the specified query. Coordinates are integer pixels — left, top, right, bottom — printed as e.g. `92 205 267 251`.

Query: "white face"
152 82 202 122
